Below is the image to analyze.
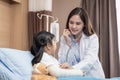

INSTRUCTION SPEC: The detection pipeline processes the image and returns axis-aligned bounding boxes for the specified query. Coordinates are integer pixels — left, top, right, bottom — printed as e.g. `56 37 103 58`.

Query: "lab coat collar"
82 32 89 39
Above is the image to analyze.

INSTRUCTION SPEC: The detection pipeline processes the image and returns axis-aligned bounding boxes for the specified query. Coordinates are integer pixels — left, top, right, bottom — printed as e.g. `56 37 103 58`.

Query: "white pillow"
0 48 34 80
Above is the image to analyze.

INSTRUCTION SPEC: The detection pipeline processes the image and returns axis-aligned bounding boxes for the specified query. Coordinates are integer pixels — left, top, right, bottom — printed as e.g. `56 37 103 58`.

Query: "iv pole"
37 13 58 32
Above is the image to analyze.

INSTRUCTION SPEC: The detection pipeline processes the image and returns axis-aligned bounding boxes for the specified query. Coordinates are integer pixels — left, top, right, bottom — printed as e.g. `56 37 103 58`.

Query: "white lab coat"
58 33 105 78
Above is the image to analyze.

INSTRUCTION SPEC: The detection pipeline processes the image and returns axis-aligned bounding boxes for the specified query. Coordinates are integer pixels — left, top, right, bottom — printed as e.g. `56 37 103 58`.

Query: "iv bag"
50 22 59 43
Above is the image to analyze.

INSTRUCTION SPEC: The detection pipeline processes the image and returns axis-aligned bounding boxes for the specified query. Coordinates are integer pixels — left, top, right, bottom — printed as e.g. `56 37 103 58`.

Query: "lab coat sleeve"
58 36 70 63
73 34 99 73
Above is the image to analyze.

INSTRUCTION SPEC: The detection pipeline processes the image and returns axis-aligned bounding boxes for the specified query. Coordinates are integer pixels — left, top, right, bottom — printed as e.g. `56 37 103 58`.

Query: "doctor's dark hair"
66 7 95 36
30 31 55 65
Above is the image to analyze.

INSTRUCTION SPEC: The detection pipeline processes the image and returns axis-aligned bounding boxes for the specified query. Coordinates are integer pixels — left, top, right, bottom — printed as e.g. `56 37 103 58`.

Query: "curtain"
28 11 52 47
82 0 120 78
28 0 52 48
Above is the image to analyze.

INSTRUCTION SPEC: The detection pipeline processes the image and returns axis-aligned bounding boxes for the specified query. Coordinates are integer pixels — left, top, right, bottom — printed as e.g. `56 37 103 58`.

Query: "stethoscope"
65 41 80 64
66 47 71 62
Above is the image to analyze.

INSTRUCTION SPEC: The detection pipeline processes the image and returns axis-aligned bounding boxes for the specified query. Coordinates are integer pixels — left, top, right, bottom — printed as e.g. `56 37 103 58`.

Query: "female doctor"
58 7 105 78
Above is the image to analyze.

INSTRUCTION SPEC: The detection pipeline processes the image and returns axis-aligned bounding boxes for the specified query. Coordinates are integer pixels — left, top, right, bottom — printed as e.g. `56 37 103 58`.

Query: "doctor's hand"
60 63 73 69
63 29 71 46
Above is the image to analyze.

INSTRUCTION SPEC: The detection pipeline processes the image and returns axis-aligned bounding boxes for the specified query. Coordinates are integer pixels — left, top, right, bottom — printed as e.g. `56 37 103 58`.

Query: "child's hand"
59 63 73 69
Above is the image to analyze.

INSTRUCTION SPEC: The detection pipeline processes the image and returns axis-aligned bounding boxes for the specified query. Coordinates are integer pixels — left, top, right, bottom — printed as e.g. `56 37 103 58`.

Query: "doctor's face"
69 15 84 36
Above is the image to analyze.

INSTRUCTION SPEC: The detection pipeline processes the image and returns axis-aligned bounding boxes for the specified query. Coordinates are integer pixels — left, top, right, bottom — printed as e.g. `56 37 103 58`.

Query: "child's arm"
47 65 84 77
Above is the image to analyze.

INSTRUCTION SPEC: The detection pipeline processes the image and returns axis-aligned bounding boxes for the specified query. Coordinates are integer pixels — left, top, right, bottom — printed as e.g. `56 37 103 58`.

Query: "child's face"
51 38 57 55
45 38 57 55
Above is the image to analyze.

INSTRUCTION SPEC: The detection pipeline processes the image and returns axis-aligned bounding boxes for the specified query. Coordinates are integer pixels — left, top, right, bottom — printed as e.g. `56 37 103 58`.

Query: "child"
30 31 83 77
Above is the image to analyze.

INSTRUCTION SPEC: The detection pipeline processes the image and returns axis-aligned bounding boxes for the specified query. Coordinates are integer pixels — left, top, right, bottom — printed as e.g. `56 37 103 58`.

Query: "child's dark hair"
30 31 55 65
